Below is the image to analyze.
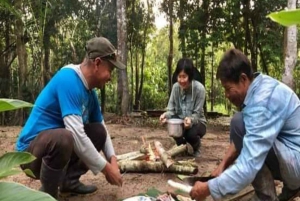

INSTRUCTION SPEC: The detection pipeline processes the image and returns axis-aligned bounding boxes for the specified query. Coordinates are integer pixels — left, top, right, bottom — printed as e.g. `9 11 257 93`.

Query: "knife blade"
182 176 215 186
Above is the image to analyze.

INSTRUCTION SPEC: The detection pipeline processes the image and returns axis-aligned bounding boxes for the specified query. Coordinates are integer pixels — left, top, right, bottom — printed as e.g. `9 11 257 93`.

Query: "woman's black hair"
174 58 194 82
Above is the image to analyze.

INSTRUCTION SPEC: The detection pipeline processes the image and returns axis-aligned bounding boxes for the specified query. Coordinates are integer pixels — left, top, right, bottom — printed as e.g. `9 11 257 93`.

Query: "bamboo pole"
166 144 187 157
116 151 146 161
118 160 198 174
154 141 174 168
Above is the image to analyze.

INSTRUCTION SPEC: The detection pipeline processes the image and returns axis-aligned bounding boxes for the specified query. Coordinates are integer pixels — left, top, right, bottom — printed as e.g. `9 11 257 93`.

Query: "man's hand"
159 113 167 124
211 142 238 177
184 117 192 129
190 181 210 201
102 162 123 186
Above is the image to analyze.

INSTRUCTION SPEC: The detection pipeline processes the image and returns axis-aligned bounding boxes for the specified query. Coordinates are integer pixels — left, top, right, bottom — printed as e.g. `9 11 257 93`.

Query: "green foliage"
268 9 300 26
0 99 33 112
0 182 55 201
1 0 299 120
0 100 55 200
0 152 55 201
0 152 35 180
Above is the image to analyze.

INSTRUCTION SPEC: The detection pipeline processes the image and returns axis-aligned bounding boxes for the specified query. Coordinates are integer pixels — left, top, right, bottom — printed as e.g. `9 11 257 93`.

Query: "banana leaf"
267 9 300 26
0 98 33 112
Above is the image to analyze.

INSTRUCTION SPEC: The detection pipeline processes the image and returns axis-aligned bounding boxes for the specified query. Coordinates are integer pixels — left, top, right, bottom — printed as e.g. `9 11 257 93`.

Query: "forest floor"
0 114 297 201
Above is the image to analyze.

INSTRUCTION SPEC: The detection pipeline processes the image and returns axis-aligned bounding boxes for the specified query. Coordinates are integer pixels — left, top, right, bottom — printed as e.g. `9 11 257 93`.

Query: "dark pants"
231 112 280 200
173 122 206 150
21 123 107 179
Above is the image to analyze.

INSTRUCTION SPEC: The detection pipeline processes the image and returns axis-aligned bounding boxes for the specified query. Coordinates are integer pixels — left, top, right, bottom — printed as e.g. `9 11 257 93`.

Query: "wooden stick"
116 151 146 161
224 187 254 201
154 141 174 168
141 136 146 145
118 160 198 174
166 144 187 157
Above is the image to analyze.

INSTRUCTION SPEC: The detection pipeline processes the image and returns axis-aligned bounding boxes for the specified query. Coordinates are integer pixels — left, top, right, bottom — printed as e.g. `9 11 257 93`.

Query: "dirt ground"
0 116 293 201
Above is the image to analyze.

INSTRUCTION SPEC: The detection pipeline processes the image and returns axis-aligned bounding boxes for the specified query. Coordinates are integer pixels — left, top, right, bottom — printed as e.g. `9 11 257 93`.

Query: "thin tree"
14 0 28 125
117 0 129 115
282 0 297 89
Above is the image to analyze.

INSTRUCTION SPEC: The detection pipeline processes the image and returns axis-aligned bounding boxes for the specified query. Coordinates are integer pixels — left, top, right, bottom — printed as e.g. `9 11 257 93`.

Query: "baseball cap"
85 37 126 70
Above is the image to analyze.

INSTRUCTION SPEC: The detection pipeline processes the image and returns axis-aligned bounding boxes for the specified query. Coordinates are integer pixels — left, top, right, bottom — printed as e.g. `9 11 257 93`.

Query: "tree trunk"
167 0 174 96
136 0 151 110
178 0 186 57
282 0 297 90
117 0 129 115
210 45 214 112
15 0 28 125
199 1 209 115
258 43 269 75
134 51 139 110
43 20 55 86
0 15 15 125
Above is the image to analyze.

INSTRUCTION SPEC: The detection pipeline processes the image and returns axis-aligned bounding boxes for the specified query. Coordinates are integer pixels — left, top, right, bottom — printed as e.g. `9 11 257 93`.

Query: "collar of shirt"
243 72 261 108
180 81 193 99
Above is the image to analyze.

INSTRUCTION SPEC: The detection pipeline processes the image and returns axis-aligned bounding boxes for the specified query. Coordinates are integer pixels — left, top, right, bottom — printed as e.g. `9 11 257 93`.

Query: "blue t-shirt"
16 67 103 151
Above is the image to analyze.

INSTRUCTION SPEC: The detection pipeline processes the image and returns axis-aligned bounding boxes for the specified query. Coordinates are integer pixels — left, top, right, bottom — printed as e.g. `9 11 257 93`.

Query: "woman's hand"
184 117 192 129
159 113 167 124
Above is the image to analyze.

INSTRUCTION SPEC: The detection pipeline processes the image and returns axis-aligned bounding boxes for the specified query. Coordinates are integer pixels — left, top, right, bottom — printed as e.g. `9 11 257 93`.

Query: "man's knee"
56 130 74 152
84 123 107 150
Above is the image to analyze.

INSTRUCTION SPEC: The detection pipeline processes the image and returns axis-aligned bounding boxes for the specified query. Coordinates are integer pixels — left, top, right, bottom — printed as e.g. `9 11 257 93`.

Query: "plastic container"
167 118 183 137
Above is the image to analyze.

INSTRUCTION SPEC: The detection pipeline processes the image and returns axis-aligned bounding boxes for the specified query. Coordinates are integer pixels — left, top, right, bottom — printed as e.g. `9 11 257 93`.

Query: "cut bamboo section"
148 143 156 161
166 144 187 157
118 160 198 174
154 141 174 168
176 159 197 167
116 151 146 161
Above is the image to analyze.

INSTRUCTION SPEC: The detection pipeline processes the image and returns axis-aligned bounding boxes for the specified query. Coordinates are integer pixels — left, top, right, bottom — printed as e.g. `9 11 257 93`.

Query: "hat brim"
108 59 126 70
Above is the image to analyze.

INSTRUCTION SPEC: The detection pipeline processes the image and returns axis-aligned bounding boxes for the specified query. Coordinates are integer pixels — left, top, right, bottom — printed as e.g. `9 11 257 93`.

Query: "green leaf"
0 152 36 179
0 182 56 201
267 9 300 26
0 169 22 180
23 169 35 178
139 188 161 198
177 174 189 181
0 99 33 112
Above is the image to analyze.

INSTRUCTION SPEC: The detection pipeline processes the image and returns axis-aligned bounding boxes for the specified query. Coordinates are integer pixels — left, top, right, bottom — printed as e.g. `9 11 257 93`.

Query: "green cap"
85 37 126 70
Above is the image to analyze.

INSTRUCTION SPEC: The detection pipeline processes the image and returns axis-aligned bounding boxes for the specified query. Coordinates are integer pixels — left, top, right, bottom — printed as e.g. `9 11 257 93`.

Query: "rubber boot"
193 141 201 157
40 159 64 199
278 185 300 201
249 164 278 201
60 161 97 196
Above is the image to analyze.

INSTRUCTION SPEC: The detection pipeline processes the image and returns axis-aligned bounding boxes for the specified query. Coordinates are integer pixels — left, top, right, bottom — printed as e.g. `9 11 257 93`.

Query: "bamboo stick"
116 151 146 161
118 160 198 174
154 141 174 168
166 144 187 157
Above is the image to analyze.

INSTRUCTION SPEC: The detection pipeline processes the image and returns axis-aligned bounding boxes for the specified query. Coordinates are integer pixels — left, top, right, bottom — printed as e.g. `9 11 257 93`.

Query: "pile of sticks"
116 140 198 175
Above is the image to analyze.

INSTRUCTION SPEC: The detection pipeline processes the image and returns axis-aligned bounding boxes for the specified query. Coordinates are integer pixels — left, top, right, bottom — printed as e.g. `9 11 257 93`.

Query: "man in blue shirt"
190 49 300 201
16 37 125 199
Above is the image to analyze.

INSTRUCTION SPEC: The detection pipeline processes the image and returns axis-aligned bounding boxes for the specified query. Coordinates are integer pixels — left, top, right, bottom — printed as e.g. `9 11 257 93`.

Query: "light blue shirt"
208 73 300 200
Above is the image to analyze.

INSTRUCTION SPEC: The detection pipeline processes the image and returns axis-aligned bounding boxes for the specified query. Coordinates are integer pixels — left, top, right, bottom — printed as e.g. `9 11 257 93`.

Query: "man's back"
16 66 98 151
243 73 300 151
